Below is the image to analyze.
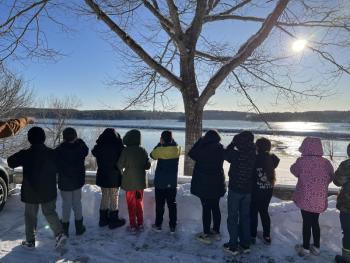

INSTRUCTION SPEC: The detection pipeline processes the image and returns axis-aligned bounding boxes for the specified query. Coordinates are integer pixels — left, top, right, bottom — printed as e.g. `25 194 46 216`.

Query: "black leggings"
200 198 221 234
250 190 273 238
301 210 320 250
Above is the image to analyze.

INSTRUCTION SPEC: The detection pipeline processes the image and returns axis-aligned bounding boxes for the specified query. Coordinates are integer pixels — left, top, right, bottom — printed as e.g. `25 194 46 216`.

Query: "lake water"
39 119 350 158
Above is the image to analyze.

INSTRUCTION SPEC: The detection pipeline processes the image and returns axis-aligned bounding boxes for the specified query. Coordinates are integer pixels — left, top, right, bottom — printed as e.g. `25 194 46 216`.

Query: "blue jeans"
227 190 251 248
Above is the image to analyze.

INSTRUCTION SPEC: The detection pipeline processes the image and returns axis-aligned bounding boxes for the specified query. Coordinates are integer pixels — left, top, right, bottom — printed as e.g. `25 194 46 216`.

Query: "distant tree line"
247 111 350 123
14 108 350 123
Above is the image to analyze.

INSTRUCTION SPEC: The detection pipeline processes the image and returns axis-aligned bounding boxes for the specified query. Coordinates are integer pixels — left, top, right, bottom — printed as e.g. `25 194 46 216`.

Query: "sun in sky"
292 39 308 52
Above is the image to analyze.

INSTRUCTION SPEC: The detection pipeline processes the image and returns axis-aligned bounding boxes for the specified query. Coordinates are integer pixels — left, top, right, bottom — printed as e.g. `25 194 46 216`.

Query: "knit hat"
63 127 77 142
28 126 46 145
161 130 173 144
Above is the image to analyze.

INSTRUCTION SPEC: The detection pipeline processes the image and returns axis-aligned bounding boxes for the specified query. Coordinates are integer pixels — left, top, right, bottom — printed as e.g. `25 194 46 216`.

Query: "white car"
0 158 16 212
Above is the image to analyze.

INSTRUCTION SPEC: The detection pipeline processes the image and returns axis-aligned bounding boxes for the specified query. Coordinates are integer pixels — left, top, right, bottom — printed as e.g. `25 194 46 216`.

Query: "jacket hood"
96 128 123 147
202 130 221 144
233 131 255 152
299 137 323 156
123 129 141 146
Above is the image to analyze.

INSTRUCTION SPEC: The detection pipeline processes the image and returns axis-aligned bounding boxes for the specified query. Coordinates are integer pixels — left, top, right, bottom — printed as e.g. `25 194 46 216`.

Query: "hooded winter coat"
7 144 57 204
92 129 125 188
118 129 151 191
333 158 350 213
291 137 334 213
55 139 89 191
225 132 256 194
189 130 226 199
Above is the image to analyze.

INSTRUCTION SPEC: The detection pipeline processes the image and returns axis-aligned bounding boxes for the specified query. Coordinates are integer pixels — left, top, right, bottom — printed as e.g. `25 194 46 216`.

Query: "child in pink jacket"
290 137 334 257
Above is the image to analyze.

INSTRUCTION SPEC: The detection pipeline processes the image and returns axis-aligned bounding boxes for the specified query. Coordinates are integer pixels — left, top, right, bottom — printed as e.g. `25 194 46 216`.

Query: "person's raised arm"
7 150 25 168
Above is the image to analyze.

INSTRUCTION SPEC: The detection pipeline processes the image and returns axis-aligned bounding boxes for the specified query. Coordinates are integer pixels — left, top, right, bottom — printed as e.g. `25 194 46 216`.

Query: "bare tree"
1 0 350 174
0 72 33 119
39 96 81 147
0 72 33 157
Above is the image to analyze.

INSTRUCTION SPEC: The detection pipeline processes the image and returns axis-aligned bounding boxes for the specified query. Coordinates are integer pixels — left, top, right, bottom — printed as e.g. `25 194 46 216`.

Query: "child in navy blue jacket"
150 131 181 233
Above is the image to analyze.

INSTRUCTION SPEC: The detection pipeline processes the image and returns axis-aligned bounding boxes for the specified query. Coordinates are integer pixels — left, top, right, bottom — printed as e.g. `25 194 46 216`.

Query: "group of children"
6 126 350 262
188 130 278 254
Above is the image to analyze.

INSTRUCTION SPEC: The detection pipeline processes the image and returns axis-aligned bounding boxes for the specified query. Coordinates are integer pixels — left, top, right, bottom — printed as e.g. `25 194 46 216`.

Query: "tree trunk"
183 101 203 176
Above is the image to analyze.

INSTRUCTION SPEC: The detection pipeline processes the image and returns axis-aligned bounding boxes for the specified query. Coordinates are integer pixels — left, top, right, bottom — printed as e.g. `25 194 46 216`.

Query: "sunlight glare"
292 39 307 52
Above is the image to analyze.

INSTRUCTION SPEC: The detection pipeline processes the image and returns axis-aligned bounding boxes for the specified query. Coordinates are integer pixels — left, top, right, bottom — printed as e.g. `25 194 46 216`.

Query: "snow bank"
0 184 342 262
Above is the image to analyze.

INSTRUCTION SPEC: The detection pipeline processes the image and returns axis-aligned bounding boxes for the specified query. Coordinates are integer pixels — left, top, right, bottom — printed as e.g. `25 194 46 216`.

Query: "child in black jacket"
224 131 256 255
189 130 226 244
55 127 89 236
250 137 280 245
92 128 126 229
7 127 67 249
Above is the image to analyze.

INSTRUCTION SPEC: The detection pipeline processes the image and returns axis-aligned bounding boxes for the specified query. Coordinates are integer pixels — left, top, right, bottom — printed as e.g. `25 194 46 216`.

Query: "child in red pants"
118 129 151 232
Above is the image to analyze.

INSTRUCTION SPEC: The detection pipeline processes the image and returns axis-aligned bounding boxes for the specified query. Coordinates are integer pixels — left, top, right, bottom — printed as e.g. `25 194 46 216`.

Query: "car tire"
0 176 8 212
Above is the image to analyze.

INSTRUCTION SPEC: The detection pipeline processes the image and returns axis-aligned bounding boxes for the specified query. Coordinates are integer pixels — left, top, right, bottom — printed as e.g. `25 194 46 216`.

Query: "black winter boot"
108 210 126 229
99 209 109 227
335 255 350 263
75 218 86 235
61 221 70 237
335 248 350 263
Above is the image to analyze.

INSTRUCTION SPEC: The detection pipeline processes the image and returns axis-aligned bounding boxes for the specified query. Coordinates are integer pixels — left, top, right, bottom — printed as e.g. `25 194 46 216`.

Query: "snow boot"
209 229 221 241
152 224 162 232
239 245 251 254
335 255 350 263
263 236 272 245
61 221 69 237
108 210 126 229
310 244 320 255
335 248 350 263
99 209 109 227
75 218 86 235
21 240 35 250
223 243 240 256
295 244 310 257
55 233 67 250
196 233 212 245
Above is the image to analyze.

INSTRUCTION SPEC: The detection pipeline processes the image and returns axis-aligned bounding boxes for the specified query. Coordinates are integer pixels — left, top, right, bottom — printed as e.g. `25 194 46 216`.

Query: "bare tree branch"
204 15 350 31
232 71 272 130
166 0 183 37
0 0 48 30
199 0 290 107
185 1 207 49
84 0 183 89
142 0 175 39
276 25 350 75
208 0 252 17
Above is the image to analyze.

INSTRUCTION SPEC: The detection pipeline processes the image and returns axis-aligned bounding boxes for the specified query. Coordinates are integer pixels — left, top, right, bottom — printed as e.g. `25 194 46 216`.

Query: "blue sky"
7 3 350 113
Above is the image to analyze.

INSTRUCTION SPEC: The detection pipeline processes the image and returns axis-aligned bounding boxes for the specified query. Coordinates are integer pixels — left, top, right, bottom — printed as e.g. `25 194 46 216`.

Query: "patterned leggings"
100 187 120 211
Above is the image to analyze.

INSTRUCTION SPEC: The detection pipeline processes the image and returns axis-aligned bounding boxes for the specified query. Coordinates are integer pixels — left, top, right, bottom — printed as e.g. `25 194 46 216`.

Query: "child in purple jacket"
290 137 334 257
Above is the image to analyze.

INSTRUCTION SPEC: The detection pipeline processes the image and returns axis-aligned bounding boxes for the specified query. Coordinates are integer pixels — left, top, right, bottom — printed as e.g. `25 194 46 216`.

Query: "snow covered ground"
0 184 342 263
